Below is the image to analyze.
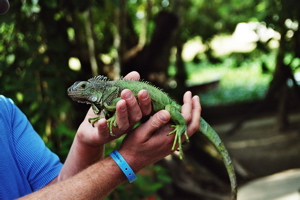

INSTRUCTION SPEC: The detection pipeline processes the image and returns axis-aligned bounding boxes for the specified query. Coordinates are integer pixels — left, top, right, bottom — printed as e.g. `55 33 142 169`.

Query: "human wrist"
110 150 137 183
73 134 105 160
75 129 106 147
117 149 146 173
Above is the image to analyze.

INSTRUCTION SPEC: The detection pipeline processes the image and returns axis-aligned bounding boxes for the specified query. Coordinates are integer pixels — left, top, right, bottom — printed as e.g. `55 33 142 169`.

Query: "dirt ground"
237 168 300 200
159 100 300 200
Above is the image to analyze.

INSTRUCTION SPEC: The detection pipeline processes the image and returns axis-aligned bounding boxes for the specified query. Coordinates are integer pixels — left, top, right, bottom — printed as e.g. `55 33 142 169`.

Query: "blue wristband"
110 150 137 183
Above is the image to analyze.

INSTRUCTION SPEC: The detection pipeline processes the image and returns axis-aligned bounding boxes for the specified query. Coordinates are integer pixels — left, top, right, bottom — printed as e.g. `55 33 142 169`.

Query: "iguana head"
67 80 100 104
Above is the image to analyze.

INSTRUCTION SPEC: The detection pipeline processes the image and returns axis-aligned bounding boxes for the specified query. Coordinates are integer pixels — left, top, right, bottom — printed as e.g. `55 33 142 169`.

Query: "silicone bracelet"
110 150 137 183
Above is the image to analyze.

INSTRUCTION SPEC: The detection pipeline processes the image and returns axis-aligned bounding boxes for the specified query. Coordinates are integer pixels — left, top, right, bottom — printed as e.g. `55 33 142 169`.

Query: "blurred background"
1 0 300 199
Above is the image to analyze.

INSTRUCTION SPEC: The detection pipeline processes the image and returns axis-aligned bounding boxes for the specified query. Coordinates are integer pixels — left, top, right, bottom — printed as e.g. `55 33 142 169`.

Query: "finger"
123 71 140 80
121 89 142 123
136 110 171 141
137 90 152 116
95 118 127 144
187 95 201 136
181 91 193 123
96 118 110 139
113 99 130 135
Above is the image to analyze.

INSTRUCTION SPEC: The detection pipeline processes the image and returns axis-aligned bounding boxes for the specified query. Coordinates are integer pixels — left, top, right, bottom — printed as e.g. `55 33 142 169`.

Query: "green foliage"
186 53 275 106
0 0 76 163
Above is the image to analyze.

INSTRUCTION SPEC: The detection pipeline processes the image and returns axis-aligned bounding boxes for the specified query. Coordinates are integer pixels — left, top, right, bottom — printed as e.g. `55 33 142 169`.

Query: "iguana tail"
200 118 237 200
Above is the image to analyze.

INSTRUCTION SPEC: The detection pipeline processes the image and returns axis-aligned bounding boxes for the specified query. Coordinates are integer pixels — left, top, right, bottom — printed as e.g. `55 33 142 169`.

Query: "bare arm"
20 155 128 199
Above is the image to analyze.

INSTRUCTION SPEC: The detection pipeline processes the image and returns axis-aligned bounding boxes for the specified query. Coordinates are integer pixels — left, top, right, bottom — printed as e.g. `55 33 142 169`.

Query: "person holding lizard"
0 70 201 199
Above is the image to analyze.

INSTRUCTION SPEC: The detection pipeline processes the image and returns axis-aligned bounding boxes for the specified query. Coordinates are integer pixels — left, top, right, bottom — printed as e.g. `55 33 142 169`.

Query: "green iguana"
67 75 237 200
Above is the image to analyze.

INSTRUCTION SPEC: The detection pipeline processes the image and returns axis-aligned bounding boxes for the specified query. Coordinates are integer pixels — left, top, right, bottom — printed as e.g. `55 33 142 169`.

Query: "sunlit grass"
185 55 275 106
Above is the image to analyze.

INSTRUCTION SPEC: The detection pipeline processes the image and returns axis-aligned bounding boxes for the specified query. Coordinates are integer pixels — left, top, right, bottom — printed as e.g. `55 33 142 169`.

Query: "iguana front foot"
168 124 189 159
88 115 117 136
88 116 101 127
106 114 117 136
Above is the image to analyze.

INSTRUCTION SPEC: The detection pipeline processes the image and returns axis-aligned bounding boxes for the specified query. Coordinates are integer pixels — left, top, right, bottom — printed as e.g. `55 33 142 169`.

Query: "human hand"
118 91 201 172
75 71 152 146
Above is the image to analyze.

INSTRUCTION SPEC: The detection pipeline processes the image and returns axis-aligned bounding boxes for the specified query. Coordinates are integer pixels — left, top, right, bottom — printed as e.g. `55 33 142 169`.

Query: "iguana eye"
80 83 87 89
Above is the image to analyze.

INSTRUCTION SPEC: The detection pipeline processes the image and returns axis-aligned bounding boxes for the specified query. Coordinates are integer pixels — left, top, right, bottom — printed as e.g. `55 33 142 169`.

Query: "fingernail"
123 91 132 100
141 90 149 100
98 119 107 129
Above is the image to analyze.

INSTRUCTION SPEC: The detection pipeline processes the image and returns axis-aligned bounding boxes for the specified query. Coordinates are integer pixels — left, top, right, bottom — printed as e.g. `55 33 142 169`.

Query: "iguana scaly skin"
67 75 237 200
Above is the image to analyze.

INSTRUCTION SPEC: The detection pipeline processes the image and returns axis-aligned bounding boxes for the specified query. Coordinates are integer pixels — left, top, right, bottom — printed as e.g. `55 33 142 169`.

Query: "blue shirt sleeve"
0 95 63 198
12 101 63 190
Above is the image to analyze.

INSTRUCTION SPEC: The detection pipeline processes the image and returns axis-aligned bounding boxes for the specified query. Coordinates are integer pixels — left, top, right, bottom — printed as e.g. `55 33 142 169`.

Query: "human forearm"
19 157 127 200
57 135 104 181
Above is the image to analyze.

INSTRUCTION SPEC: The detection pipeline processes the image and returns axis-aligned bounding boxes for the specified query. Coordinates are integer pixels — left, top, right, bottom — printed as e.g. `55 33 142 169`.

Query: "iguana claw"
88 116 101 127
88 115 118 136
168 124 189 159
107 115 117 136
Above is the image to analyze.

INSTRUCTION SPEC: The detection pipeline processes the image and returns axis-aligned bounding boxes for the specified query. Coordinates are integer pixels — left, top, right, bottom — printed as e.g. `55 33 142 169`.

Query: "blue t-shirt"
0 95 63 199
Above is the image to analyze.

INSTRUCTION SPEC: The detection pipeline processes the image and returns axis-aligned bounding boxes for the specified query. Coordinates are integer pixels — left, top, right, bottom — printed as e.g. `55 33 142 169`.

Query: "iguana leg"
106 113 117 136
88 98 120 132
103 98 120 136
88 116 101 127
88 103 102 126
88 112 117 134
165 105 189 159
88 110 107 127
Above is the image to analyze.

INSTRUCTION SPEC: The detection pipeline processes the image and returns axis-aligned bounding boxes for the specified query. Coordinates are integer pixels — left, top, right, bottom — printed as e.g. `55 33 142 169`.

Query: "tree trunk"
83 9 98 76
122 11 179 89
168 43 187 101
112 0 127 79
268 36 290 131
